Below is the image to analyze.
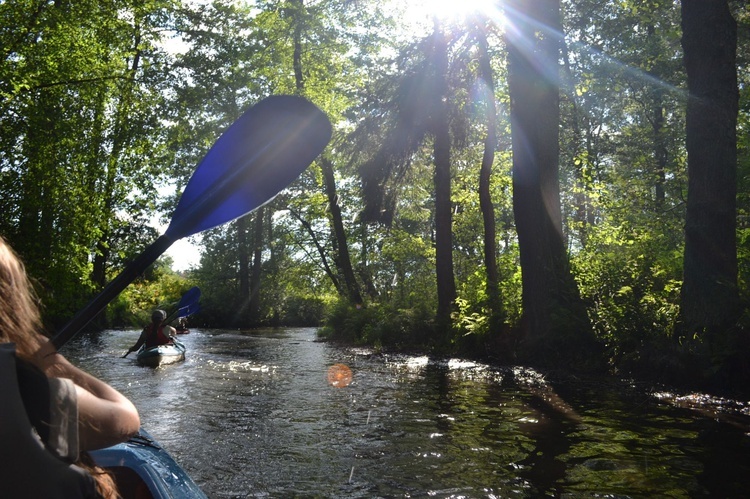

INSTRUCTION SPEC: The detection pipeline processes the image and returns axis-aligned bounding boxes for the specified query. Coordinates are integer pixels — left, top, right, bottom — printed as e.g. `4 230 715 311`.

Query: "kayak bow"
91 429 207 499
135 339 186 368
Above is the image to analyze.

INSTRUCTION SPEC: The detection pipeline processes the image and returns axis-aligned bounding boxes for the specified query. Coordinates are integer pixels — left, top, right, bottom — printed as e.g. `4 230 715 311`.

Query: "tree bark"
679 0 740 337
237 216 251 326
290 0 361 306
474 21 503 326
249 207 264 324
507 0 594 365
321 156 363 305
431 22 457 327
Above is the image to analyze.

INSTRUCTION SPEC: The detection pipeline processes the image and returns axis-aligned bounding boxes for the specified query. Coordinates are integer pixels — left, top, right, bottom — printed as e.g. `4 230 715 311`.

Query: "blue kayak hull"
136 340 186 367
90 429 206 499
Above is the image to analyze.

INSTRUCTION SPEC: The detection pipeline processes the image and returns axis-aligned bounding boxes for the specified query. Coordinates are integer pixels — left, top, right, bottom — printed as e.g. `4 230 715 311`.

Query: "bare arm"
34 341 141 450
124 327 147 357
166 325 177 339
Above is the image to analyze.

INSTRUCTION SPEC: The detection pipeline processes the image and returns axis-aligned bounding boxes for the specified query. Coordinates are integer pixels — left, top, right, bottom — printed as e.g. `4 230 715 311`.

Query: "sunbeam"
404 0 499 25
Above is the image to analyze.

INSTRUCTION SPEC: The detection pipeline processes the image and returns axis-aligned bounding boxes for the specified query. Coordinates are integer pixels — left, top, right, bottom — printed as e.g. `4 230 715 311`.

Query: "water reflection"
63 327 750 497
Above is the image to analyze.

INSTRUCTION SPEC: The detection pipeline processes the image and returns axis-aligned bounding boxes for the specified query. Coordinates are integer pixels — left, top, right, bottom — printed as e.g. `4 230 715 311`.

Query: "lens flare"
327 363 353 388
403 0 500 25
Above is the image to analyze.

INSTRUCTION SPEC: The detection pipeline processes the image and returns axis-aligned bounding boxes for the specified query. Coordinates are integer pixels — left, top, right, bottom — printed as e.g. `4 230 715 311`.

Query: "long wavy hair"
0 236 45 356
0 236 120 499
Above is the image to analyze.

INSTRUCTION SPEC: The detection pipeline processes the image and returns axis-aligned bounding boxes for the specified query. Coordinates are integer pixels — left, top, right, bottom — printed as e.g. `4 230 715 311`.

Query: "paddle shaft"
52 235 174 349
50 96 331 351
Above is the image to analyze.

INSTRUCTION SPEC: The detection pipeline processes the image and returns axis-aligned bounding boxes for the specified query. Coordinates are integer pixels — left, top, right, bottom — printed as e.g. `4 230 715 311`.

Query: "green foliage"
0 0 747 392
280 295 329 326
320 299 436 350
1 0 177 326
573 221 682 373
109 259 194 328
451 251 521 338
192 219 339 328
452 295 489 337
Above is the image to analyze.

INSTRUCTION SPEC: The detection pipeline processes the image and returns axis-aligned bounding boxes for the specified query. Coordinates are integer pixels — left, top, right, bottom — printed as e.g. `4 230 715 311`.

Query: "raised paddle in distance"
174 302 200 322
53 95 332 349
163 286 201 326
163 287 201 327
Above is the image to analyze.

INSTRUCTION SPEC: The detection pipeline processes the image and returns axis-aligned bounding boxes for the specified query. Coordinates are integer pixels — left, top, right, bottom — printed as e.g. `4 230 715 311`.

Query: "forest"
1 0 749 395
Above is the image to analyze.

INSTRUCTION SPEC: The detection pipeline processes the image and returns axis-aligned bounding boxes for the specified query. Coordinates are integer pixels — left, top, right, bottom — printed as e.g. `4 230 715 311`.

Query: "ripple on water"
63 328 750 498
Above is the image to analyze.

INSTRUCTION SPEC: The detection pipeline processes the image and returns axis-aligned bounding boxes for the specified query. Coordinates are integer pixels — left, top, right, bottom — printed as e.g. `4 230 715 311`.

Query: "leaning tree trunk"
506 0 596 367
679 0 740 339
321 156 363 305
291 0 361 307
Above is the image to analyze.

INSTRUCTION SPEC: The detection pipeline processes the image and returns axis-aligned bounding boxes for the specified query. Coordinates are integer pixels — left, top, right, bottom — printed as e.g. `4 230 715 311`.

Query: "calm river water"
64 327 750 498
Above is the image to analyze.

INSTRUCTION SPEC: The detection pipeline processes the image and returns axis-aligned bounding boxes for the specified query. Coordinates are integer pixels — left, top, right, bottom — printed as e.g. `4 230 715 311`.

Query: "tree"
0 0 173 324
679 1 741 339
471 15 504 328
286 0 366 306
169 0 268 326
506 0 596 365
355 25 460 333
430 21 459 327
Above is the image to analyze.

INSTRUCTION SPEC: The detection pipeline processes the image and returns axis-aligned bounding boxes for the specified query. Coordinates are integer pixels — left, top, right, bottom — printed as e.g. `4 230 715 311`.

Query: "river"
64 327 750 498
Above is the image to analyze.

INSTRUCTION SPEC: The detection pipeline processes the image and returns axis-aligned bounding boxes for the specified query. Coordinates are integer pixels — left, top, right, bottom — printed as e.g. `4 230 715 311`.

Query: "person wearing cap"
123 310 177 358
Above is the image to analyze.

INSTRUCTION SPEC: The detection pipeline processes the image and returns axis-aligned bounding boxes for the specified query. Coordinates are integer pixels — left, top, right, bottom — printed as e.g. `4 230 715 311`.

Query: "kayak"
90 428 207 499
136 339 186 367
175 327 190 335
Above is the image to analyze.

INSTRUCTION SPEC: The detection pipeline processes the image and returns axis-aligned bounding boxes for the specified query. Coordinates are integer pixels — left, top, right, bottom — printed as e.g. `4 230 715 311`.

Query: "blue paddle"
164 288 201 327
177 286 201 308
179 302 201 317
53 95 331 349
163 286 201 325
172 303 200 330
176 302 200 320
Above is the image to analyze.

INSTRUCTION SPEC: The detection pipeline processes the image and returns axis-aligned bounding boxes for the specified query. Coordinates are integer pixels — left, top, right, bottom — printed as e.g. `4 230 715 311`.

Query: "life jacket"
145 324 172 348
0 343 98 498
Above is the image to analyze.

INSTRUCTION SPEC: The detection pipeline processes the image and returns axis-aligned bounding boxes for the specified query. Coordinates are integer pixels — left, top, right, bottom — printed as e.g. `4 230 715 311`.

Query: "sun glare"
404 0 498 25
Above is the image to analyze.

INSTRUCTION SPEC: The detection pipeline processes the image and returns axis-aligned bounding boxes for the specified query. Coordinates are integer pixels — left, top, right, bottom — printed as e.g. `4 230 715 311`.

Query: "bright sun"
404 0 498 25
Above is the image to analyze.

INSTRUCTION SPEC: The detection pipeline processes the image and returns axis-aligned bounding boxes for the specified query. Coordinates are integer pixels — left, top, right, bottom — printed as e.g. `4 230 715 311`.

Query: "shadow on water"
64 327 750 498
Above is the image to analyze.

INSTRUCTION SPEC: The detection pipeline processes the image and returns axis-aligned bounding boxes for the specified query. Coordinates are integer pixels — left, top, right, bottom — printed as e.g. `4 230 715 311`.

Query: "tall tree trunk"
474 20 503 327
321 156 363 305
290 0 361 306
249 207 264 324
646 24 667 209
507 0 595 366
652 93 667 208
237 216 251 326
679 0 740 337
358 223 378 300
431 22 457 328
92 32 142 293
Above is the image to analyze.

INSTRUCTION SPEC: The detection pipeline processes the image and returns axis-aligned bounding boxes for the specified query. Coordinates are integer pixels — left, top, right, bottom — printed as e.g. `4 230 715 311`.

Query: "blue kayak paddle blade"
177 286 201 309
179 302 200 317
166 95 332 239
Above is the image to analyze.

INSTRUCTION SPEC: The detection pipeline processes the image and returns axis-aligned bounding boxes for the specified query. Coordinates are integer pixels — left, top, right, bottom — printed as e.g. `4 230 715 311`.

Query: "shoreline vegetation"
3 2 749 401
